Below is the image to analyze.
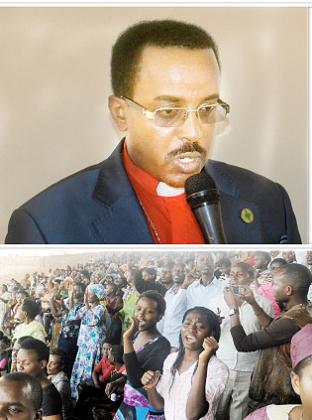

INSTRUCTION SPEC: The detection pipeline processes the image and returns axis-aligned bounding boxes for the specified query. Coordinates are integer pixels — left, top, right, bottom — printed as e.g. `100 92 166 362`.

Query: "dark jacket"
5 140 301 244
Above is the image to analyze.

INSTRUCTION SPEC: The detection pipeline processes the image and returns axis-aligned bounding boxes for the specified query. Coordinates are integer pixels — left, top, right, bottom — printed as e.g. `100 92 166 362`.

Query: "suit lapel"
219 192 264 244
206 161 264 244
91 141 154 244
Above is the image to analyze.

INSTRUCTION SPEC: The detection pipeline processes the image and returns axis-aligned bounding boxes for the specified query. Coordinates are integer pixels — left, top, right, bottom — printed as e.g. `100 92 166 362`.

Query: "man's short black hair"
17 335 33 345
270 257 287 268
279 263 312 299
20 338 49 362
111 19 220 98
50 348 67 369
0 372 42 410
215 257 231 268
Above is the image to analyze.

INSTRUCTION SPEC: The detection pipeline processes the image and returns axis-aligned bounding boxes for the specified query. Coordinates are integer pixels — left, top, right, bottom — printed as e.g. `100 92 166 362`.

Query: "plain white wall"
0 6 308 243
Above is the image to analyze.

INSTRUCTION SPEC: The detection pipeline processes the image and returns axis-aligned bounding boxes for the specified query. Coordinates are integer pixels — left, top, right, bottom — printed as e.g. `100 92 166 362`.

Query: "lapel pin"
241 208 254 224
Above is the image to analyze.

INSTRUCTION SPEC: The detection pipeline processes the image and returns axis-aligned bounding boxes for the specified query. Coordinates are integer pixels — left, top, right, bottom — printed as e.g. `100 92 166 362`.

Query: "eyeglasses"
121 96 230 127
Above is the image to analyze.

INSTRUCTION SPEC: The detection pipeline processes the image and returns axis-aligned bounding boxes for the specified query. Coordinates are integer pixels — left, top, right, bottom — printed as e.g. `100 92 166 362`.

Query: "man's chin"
162 172 201 189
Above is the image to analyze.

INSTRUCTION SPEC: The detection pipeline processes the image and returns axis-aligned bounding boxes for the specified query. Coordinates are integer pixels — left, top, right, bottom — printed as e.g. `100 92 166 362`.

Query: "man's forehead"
18 348 38 360
0 380 28 401
132 45 220 101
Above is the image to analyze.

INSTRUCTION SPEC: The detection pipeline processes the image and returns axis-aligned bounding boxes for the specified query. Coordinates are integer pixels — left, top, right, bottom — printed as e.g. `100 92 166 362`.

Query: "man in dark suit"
6 20 301 244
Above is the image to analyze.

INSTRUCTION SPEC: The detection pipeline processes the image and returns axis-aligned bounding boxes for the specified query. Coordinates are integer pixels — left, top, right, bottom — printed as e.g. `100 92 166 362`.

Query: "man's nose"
180 110 202 142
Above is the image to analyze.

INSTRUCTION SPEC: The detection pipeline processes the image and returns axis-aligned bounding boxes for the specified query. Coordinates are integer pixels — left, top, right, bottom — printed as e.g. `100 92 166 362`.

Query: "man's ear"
109 95 128 131
290 370 300 396
286 285 294 297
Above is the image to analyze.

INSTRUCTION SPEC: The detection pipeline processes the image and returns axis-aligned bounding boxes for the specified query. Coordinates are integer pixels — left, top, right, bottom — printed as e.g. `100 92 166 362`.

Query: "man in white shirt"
210 262 274 420
186 254 225 310
158 263 187 350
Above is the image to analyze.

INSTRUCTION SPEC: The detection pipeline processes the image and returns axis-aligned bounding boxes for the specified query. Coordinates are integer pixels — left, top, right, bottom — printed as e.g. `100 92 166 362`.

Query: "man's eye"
199 104 214 115
9 407 22 413
157 109 180 118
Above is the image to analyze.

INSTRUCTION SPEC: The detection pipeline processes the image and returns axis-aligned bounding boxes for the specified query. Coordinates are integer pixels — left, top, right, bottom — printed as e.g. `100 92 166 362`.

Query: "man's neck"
171 283 182 293
285 297 307 311
200 277 214 286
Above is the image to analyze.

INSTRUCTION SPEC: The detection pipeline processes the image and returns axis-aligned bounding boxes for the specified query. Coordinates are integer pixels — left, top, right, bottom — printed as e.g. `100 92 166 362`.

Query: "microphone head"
185 172 219 209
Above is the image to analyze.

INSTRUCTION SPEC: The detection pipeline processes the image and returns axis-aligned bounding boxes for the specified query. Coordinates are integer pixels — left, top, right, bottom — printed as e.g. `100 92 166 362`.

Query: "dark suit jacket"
5 141 301 244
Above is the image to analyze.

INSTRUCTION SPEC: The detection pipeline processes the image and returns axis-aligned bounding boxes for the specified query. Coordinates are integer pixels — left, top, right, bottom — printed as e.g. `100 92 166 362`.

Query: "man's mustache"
168 142 206 158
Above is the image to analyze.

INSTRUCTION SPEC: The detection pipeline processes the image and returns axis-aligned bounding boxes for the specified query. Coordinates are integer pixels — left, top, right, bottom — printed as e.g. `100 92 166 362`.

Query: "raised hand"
239 285 256 305
223 287 239 309
123 316 139 340
141 370 161 390
199 336 219 363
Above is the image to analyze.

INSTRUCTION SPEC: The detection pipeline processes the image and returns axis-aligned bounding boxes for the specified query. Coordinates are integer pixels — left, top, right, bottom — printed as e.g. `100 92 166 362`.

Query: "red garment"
94 356 126 383
123 144 205 244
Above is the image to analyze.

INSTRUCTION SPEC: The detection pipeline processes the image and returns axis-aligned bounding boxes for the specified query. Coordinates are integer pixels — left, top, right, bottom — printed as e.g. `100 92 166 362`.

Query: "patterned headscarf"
291 323 312 369
87 283 106 300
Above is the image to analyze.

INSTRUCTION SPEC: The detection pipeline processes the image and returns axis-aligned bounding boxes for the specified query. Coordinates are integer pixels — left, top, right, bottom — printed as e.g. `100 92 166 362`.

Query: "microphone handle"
193 203 227 244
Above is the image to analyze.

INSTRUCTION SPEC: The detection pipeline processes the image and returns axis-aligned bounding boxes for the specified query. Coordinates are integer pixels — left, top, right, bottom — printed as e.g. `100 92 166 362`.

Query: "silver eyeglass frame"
120 96 230 126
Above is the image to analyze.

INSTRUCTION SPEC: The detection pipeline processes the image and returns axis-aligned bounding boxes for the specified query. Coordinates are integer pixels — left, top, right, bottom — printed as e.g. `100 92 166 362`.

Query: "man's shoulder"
6 162 104 243
207 159 283 197
13 140 124 214
6 140 154 244
21 162 102 210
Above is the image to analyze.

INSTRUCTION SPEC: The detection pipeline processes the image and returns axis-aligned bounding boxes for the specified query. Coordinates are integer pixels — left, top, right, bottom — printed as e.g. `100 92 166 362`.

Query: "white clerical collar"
156 182 185 197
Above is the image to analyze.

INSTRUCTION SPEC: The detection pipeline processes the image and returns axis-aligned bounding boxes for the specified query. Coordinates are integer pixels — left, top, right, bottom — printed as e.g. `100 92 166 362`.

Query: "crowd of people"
0 249 311 420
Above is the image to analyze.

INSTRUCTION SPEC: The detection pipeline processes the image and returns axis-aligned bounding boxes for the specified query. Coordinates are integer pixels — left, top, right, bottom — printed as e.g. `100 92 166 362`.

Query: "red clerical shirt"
123 143 205 244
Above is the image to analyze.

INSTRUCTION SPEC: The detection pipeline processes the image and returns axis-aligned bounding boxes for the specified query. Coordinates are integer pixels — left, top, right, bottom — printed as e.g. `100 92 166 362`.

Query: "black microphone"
185 172 227 244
